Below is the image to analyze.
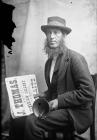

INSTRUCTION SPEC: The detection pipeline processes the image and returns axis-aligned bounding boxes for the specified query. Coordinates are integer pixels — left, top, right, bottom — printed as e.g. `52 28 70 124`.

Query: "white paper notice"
5 74 39 118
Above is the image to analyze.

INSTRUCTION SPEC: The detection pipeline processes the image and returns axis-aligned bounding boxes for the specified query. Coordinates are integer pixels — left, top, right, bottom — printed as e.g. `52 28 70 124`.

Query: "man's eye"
54 31 59 34
54 31 57 34
47 31 51 35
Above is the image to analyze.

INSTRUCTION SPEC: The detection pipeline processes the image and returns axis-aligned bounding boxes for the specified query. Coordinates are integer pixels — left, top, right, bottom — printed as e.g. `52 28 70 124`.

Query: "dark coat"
44 47 95 134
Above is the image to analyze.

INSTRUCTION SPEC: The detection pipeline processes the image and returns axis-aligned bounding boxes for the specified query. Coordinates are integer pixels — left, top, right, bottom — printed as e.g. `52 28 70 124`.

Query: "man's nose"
50 32 55 39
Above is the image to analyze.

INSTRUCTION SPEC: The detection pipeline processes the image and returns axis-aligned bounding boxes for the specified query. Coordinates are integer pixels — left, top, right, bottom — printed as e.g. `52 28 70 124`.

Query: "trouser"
9 109 74 140
9 116 27 140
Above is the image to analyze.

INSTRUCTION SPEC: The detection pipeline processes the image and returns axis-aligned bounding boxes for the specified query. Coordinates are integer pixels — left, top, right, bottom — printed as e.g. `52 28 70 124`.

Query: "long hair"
44 37 67 58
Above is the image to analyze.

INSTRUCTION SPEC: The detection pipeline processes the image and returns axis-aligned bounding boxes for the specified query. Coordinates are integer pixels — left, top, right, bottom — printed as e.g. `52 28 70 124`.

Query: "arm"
58 54 95 109
33 90 50 100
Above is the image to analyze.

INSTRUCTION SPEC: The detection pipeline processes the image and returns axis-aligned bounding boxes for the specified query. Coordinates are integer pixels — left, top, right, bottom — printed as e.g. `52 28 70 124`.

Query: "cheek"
57 37 62 43
47 36 51 41
46 37 50 43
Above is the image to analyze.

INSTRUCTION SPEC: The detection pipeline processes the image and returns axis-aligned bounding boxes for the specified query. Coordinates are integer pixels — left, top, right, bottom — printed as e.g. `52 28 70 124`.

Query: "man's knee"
25 114 37 129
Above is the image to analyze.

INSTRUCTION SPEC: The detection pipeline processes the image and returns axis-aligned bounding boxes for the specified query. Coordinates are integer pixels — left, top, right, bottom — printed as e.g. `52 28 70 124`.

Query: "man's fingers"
33 94 40 98
48 101 53 110
33 93 45 99
48 99 58 110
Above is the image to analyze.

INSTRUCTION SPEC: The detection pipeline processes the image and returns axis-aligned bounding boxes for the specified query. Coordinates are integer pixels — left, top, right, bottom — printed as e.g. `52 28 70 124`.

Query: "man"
9 16 95 140
23 16 95 140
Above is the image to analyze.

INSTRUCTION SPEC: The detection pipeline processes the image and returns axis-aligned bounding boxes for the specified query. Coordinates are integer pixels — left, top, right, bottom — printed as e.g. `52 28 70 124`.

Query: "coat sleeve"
58 53 95 109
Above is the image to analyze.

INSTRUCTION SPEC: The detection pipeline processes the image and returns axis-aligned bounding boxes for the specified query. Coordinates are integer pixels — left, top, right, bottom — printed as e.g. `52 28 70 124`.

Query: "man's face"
46 28 64 48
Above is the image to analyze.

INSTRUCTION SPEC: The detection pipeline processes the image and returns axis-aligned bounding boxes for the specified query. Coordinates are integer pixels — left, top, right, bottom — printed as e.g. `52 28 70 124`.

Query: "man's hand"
48 99 58 111
33 92 45 99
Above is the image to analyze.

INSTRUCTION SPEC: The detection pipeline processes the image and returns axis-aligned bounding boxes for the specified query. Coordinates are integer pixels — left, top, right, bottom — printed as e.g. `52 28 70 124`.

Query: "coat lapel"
45 47 70 86
58 47 70 81
52 47 70 84
51 54 61 84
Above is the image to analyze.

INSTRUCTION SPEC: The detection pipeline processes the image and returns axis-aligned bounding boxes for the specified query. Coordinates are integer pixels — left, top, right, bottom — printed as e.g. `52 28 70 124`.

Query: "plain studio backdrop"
2 0 97 139
4 0 97 92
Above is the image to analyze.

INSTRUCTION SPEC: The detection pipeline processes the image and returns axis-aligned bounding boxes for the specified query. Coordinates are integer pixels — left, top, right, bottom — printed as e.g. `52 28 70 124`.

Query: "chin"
50 45 58 49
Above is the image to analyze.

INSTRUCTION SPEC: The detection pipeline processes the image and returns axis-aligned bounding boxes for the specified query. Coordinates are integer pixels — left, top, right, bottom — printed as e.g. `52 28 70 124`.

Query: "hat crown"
41 16 71 35
47 16 66 27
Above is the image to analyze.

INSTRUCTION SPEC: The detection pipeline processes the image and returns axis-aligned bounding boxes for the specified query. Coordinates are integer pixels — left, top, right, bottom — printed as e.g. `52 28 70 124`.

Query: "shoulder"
69 49 84 59
68 49 88 70
69 49 86 63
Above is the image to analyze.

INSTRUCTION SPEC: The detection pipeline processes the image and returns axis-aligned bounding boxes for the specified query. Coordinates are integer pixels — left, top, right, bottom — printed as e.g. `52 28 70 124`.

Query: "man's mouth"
50 41 56 44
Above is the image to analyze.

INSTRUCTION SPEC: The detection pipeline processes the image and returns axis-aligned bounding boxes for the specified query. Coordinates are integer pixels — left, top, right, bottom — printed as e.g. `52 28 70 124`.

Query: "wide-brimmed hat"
41 16 72 35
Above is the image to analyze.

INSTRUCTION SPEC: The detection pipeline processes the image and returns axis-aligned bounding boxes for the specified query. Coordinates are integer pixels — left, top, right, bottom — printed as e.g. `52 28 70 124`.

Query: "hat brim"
41 25 72 35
